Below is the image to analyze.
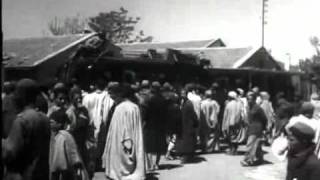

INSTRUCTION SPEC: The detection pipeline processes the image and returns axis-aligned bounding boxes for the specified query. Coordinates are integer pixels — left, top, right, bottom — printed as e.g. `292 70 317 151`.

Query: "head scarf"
228 91 237 99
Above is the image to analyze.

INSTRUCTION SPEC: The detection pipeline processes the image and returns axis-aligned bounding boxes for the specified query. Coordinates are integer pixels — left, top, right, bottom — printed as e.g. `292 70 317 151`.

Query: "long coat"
286 146 320 180
49 130 89 180
222 99 243 133
260 100 275 131
200 99 220 135
66 105 93 169
2 108 51 180
82 90 113 139
177 99 198 154
144 92 168 153
102 100 145 180
247 104 268 137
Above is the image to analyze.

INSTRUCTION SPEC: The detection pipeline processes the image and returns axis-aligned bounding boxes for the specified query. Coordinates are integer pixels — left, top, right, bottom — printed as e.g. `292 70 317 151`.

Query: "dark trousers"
243 135 263 164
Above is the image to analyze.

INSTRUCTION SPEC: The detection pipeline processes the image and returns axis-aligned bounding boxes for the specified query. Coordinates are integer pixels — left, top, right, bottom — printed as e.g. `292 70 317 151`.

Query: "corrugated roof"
117 39 221 51
3 33 95 68
178 47 253 68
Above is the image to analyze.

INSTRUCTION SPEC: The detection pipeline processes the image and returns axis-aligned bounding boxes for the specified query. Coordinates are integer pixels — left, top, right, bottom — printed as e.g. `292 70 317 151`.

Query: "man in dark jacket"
286 122 320 180
178 88 199 164
241 92 268 166
144 81 168 170
2 79 51 180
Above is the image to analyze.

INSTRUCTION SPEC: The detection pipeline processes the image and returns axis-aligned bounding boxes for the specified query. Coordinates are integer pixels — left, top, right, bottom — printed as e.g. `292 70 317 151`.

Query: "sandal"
240 160 254 167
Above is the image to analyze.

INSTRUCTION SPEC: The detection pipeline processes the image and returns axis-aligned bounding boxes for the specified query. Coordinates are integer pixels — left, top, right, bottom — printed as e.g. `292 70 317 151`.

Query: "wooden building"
3 34 309 99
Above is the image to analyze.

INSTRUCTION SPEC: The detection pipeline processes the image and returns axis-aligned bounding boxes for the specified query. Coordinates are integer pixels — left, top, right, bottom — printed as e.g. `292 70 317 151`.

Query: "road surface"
93 145 286 180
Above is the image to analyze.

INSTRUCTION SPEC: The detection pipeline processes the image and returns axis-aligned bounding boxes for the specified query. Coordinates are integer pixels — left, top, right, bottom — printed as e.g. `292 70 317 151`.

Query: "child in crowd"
49 109 89 180
165 134 177 160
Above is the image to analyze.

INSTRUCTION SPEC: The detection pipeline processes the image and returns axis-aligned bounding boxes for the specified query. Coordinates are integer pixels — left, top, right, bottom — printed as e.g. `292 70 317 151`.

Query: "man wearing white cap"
200 89 220 153
222 91 245 155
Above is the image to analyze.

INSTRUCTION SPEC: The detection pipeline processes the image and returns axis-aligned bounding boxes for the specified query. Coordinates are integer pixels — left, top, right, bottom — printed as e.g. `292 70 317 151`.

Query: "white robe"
200 99 220 129
102 100 145 180
82 90 113 138
187 92 202 120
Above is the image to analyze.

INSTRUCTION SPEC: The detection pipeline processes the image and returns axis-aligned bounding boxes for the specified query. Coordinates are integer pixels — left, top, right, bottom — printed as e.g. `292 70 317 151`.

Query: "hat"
3 81 16 94
108 82 120 93
228 91 237 99
247 90 256 96
49 108 69 125
236 88 244 95
152 81 161 88
211 82 219 89
300 102 315 115
14 79 40 105
289 122 315 142
185 83 195 92
53 82 67 95
141 80 150 89
163 82 172 91
53 82 65 90
260 91 270 100
205 90 212 97
252 86 259 92
311 93 319 100
69 86 81 98
131 84 139 92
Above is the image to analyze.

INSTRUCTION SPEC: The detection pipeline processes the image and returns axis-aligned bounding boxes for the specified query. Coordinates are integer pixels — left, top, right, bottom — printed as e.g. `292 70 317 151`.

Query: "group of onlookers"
2 78 320 180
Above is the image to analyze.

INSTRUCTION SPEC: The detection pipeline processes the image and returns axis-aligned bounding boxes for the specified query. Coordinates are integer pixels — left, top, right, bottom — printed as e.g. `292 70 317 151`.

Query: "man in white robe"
82 79 113 170
102 84 145 180
82 83 113 139
199 90 220 153
222 91 245 155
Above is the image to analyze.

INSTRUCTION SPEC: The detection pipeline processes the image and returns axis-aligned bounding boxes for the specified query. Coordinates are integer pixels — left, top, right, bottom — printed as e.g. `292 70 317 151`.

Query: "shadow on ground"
183 156 207 164
159 164 183 170
242 159 273 167
260 160 273 165
235 150 246 155
145 172 159 180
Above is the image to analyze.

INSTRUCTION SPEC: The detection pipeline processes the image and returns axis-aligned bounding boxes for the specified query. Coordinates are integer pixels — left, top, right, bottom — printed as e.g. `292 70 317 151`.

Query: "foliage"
299 36 320 88
48 7 153 43
310 36 320 56
48 15 87 36
87 7 153 43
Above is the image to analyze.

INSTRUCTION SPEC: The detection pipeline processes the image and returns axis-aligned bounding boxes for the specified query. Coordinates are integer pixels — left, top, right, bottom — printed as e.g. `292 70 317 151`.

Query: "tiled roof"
118 39 223 51
178 47 253 68
3 33 95 68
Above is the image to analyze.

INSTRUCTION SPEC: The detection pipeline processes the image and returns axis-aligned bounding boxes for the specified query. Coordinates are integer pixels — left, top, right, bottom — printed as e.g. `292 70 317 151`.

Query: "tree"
87 7 152 43
299 36 320 89
310 36 320 56
48 7 153 43
48 14 87 36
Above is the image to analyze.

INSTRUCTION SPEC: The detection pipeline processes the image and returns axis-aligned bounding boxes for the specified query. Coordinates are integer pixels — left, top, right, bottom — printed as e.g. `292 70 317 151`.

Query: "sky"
3 0 320 65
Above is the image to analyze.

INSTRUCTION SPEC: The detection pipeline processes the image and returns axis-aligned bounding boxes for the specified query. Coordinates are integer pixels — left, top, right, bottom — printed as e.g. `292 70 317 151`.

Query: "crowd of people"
2 78 320 180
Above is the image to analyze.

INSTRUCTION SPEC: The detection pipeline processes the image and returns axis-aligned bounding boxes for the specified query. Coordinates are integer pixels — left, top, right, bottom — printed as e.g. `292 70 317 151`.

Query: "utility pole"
262 0 268 47
286 53 291 71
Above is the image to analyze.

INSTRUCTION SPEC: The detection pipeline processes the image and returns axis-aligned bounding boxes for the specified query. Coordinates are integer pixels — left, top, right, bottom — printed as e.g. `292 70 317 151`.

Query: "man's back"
82 90 113 137
3 108 51 180
201 99 220 128
287 150 320 180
